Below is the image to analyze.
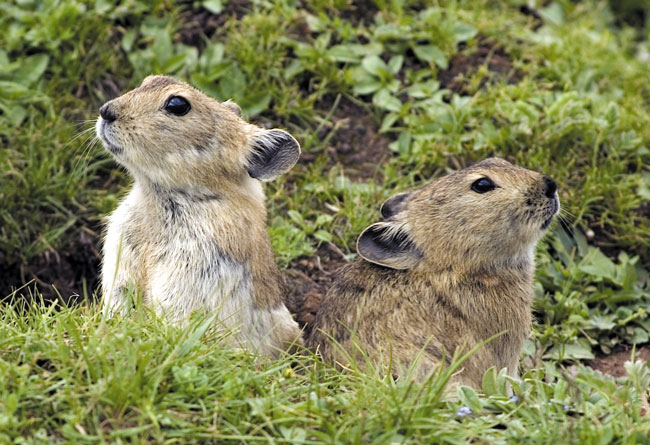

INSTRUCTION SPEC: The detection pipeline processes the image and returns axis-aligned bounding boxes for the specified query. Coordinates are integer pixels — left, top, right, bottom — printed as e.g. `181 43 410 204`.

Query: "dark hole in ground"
302 95 391 181
297 0 379 26
438 36 522 95
1 228 101 304
588 344 650 378
284 244 348 337
177 0 252 48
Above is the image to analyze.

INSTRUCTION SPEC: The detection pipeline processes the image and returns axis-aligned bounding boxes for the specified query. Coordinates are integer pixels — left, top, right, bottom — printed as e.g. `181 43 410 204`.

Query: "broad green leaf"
543 342 595 360
202 0 223 14
288 210 304 225
315 214 333 226
361 55 387 76
380 112 400 133
579 248 617 282
240 92 271 116
412 45 447 69
539 2 565 26
314 230 332 242
200 43 225 71
453 23 477 43
12 54 49 86
457 385 482 412
353 80 382 95
373 89 402 112
387 55 404 75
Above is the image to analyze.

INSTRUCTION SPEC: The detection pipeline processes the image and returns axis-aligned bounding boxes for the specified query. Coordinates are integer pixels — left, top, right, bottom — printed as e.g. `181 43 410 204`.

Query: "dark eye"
471 177 496 193
164 96 191 116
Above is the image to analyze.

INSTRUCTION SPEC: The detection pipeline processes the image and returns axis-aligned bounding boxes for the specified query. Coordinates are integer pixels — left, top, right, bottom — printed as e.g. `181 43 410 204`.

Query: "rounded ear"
223 100 242 117
380 192 413 219
356 222 422 270
247 129 301 181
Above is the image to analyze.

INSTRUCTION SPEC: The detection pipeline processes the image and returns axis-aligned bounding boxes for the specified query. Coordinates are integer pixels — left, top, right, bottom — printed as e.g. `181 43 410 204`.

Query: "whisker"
66 127 102 187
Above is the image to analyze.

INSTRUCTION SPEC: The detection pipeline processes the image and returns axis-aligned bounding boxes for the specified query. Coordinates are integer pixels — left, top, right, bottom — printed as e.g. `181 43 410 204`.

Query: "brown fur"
307 158 560 386
98 75 301 355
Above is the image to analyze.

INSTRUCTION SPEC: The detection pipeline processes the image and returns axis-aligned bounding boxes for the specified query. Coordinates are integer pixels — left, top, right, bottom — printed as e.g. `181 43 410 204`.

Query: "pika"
96 75 302 355
307 158 559 386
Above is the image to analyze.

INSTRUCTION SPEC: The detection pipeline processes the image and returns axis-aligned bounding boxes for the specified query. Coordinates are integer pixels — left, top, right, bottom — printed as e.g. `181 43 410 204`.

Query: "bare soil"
337 0 379 26
1 229 100 303
438 36 522 94
588 345 650 378
177 0 252 48
301 95 391 181
284 244 348 337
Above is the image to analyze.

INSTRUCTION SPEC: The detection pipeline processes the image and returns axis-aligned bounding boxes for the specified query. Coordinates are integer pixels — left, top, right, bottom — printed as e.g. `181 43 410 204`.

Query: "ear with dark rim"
223 100 242 117
356 222 422 270
247 129 301 181
380 192 413 219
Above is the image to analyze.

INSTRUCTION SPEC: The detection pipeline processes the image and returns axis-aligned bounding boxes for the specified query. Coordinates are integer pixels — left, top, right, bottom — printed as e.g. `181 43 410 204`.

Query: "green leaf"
353 80 383 95
543 342 595 360
457 385 482 412
380 112 400 132
239 91 271 116
200 43 225 71
539 2 565 26
408 80 440 99
373 89 402 112
284 59 305 80
218 65 247 98
0 80 31 99
202 0 224 14
314 230 332 243
12 54 49 86
453 23 477 43
481 367 499 396
288 210 304 225
315 214 333 226
579 248 617 282
122 29 137 53
638 173 650 201
588 315 617 331
361 55 387 76
387 55 404 74
412 45 447 69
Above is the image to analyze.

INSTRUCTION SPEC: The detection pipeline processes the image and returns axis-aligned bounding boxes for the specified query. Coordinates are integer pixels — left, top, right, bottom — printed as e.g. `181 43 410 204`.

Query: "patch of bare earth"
284 244 348 337
177 0 252 48
438 36 522 94
302 96 391 181
1 229 100 303
588 345 650 378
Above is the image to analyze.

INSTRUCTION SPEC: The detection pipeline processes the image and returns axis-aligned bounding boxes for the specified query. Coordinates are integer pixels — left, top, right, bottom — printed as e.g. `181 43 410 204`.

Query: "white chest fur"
101 183 298 354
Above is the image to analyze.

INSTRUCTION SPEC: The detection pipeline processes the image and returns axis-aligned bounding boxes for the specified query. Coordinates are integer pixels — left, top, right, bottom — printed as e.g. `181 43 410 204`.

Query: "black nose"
543 176 557 198
99 103 117 122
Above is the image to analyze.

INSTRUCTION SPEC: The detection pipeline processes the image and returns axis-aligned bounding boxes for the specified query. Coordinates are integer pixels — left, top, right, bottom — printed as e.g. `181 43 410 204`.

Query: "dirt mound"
301 96 391 181
439 37 522 94
588 345 650 378
1 229 100 303
284 244 348 337
177 0 252 48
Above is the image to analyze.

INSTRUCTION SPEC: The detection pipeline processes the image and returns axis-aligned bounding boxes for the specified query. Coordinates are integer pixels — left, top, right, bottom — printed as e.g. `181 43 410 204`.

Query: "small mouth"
96 118 123 155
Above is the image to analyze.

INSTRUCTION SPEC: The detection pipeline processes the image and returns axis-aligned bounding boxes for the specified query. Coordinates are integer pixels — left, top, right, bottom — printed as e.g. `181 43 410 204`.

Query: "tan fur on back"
307 158 560 386
97 76 301 355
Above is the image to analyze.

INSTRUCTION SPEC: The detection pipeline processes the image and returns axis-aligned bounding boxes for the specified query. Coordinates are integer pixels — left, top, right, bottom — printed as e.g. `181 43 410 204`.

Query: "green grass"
1 0 649 441
1 300 649 443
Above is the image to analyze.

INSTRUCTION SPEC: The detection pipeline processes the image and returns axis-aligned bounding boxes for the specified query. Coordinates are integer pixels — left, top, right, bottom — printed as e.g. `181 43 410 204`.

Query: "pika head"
96 75 299 189
357 157 560 274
